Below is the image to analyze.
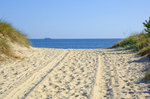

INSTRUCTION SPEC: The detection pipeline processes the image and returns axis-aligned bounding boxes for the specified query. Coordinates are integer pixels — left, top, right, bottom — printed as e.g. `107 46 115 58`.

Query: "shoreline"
0 48 150 98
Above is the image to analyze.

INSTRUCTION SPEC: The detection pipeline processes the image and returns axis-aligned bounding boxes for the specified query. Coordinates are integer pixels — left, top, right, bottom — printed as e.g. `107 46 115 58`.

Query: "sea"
30 39 122 49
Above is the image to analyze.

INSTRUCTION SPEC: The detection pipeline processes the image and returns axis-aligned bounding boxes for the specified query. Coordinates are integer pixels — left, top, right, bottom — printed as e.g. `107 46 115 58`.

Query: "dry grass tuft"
0 21 30 59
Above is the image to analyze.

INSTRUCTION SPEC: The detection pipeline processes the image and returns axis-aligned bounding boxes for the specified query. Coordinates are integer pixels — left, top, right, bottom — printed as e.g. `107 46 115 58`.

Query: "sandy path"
0 48 150 99
25 49 99 99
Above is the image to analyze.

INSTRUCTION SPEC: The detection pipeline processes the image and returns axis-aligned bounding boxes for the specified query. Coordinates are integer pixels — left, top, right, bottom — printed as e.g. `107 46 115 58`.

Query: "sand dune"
0 48 150 99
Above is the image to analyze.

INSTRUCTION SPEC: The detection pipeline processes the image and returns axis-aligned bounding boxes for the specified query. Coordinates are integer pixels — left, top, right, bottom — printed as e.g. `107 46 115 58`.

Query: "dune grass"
111 32 149 51
111 32 150 56
0 21 30 46
138 46 150 56
0 21 30 58
0 37 11 55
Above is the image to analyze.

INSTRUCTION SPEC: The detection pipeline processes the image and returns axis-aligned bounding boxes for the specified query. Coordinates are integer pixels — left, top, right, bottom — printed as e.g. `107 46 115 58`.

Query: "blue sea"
30 39 122 49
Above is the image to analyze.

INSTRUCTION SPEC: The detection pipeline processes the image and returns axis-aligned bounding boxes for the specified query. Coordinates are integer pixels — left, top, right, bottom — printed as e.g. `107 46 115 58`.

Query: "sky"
0 0 150 39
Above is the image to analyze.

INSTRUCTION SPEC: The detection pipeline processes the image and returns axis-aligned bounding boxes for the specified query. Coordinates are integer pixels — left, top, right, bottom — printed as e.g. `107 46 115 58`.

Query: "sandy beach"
0 48 150 99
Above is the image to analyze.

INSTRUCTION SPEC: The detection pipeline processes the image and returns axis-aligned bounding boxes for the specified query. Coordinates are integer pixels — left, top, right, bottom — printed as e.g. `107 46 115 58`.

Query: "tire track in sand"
0 51 61 98
4 51 69 99
91 55 103 99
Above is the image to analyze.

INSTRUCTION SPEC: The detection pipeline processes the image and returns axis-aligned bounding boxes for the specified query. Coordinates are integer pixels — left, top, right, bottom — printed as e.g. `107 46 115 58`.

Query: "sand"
0 47 150 99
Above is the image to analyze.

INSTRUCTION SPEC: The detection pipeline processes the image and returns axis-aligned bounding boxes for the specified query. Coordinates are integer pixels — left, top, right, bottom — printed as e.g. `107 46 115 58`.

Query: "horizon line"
29 38 124 39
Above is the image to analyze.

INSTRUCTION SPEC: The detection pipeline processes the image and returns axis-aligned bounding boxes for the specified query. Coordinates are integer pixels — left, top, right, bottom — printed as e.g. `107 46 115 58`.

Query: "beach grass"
111 32 149 51
138 46 150 56
0 37 11 55
111 31 150 54
0 21 30 58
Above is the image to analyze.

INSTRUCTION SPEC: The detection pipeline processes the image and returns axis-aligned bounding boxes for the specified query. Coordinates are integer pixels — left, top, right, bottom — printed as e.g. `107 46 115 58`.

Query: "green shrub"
143 17 150 36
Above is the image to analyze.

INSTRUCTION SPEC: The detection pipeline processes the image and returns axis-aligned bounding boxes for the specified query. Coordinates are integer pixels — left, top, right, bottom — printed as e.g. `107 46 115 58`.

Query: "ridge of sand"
91 55 103 99
0 48 150 99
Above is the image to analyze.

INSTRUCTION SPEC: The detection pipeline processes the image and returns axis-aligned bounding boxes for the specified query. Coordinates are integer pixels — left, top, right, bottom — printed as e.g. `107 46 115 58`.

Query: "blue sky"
1 0 150 39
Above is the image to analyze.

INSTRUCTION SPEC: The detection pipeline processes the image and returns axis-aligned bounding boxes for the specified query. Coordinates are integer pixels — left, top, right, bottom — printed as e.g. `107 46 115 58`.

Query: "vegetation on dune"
111 17 150 56
0 37 11 55
138 46 150 56
0 21 30 58
111 17 150 81
111 32 149 51
0 21 30 46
